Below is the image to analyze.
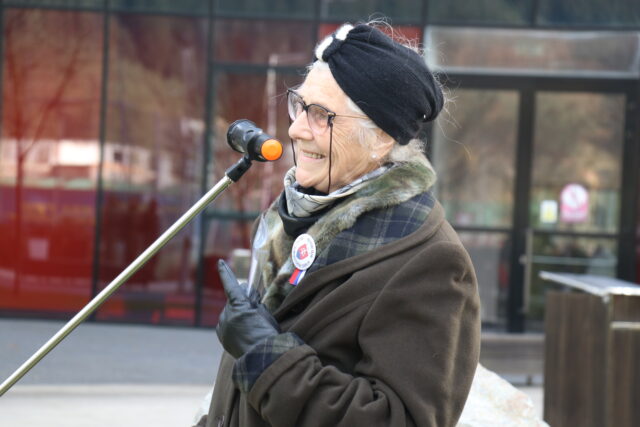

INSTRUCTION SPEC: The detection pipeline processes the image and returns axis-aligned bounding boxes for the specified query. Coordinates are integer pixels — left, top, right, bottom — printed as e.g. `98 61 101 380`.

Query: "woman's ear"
372 129 395 161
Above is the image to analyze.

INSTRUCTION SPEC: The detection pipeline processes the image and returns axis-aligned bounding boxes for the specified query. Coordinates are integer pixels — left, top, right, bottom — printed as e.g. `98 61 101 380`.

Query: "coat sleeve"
238 241 481 427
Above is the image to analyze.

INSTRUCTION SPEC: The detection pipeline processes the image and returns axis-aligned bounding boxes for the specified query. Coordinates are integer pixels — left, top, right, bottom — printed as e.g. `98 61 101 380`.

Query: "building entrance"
433 78 638 332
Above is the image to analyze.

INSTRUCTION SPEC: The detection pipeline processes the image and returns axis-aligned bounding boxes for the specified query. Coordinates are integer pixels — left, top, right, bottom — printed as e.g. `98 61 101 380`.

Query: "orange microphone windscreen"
261 139 283 161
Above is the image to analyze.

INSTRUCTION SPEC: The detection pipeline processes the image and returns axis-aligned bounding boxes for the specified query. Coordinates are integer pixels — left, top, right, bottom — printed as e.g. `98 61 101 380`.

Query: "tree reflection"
2 9 101 296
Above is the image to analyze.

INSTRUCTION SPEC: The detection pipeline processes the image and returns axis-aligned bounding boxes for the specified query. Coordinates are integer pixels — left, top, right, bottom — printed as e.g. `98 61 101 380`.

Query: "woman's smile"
299 149 326 161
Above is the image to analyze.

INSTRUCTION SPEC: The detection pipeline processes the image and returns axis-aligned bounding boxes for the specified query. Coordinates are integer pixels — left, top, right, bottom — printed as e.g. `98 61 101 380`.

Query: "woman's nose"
288 112 313 141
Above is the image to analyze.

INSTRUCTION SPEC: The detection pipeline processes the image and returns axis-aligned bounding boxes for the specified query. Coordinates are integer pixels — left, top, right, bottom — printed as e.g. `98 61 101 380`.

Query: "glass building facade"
0 0 638 331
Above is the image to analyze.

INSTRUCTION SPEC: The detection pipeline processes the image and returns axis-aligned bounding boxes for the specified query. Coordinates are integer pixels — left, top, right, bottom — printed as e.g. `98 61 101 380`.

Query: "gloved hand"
216 260 280 359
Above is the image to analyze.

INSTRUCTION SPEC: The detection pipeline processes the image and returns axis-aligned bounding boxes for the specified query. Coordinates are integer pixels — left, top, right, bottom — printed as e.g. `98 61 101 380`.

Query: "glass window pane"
432 89 518 228
527 234 618 328
110 0 208 15
209 71 301 216
458 232 511 328
96 14 208 325
201 218 252 327
203 71 302 325
428 0 533 25
214 20 314 65
318 22 422 43
0 9 103 316
531 92 625 234
319 0 422 22
425 27 640 77
538 0 640 27
4 0 102 8
216 0 314 19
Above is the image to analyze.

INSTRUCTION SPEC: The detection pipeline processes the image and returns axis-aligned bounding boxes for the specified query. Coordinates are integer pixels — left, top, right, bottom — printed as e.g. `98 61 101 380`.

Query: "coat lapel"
273 202 445 319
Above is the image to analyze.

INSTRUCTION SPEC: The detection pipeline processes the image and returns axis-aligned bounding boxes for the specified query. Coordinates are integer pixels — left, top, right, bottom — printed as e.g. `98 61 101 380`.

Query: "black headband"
314 24 443 145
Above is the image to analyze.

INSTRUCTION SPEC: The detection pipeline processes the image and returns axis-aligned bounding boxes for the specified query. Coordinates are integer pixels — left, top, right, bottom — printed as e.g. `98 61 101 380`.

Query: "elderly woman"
205 23 480 427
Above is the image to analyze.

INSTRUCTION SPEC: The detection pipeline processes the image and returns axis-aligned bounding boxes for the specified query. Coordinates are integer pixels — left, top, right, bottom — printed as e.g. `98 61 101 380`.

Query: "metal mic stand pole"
0 156 253 397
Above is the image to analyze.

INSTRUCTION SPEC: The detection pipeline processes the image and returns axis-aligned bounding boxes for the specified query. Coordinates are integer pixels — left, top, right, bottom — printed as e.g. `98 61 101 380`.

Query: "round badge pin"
291 233 316 271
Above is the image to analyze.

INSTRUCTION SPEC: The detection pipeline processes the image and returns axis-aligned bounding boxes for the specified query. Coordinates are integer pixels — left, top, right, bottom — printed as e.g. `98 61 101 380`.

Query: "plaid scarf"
250 160 437 312
308 190 435 275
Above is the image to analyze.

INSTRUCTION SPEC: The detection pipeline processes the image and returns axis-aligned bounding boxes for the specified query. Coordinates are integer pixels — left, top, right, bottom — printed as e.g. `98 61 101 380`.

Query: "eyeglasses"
287 89 367 135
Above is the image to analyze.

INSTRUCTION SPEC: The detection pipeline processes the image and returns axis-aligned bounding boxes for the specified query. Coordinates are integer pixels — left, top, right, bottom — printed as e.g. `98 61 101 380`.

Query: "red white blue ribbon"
289 268 307 286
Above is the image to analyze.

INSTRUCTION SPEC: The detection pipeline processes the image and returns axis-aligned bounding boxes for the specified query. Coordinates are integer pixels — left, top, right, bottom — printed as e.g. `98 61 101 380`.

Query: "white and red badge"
289 233 316 286
292 233 316 270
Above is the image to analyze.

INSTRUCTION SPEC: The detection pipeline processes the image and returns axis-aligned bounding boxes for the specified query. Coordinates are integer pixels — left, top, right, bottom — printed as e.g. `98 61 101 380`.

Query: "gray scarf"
283 165 392 218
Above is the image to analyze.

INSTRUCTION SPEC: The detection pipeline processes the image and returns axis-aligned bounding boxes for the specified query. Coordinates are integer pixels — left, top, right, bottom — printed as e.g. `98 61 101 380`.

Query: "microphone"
227 119 283 162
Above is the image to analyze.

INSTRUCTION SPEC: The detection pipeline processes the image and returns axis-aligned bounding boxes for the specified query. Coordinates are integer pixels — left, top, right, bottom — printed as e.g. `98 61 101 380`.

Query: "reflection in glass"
531 92 624 234
210 72 300 217
201 219 250 327
216 0 314 18
96 14 208 325
319 0 421 21
426 27 640 77
538 0 640 27
202 71 302 325
428 0 532 25
4 0 102 8
458 232 510 328
433 89 518 228
110 0 208 15
318 22 422 43
214 20 314 65
0 9 103 315
526 234 618 328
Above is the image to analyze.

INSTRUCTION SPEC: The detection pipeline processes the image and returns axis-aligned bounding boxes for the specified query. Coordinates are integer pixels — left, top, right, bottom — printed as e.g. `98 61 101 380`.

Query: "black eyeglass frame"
286 88 367 135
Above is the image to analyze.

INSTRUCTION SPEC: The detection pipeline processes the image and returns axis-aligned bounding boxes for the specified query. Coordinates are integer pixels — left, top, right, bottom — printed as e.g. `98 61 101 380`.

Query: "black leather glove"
216 260 280 359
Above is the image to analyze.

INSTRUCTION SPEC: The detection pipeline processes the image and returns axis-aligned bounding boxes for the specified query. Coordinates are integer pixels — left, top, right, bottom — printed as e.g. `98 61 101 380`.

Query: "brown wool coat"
206 202 481 427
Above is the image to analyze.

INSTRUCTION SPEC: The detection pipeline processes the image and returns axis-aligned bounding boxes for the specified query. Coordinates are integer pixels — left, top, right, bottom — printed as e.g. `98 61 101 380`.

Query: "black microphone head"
227 119 258 154
226 119 282 162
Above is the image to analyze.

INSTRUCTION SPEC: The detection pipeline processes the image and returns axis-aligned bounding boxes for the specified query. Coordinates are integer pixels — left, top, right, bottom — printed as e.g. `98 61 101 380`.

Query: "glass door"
432 89 519 329
524 91 626 329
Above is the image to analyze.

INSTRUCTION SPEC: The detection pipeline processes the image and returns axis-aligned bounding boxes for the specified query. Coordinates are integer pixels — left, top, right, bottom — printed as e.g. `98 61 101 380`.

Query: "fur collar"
256 161 437 311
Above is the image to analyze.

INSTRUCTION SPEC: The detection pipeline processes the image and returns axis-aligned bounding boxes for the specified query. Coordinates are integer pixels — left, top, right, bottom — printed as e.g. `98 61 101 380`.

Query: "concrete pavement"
1 385 210 426
0 318 223 384
0 318 543 426
0 318 220 426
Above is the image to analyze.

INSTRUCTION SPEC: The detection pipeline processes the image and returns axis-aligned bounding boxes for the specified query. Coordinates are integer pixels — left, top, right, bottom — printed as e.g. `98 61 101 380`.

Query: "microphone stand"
0 156 254 396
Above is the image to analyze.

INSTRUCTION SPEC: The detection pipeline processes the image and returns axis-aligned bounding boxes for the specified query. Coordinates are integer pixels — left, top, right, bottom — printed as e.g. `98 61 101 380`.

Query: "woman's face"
288 67 380 193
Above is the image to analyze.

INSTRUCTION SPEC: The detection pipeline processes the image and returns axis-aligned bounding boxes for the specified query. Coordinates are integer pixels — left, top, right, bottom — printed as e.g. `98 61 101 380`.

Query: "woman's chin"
295 170 323 191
